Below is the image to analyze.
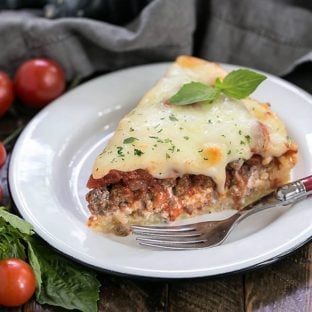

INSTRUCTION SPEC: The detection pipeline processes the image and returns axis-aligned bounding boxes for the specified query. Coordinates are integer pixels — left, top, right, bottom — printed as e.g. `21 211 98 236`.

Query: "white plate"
9 63 312 279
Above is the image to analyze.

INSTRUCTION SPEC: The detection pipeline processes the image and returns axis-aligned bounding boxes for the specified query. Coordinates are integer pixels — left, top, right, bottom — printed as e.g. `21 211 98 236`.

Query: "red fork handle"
301 175 312 192
276 175 312 202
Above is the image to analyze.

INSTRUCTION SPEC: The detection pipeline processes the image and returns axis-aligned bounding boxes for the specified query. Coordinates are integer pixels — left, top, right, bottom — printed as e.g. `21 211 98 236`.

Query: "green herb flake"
238 130 242 135
129 127 135 132
169 113 179 121
245 135 251 143
134 149 144 156
123 137 138 144
227 150 232 155
168 145 176 153
149 136 159 139
166 153 171 159
183 136 189 140
117 146 125 157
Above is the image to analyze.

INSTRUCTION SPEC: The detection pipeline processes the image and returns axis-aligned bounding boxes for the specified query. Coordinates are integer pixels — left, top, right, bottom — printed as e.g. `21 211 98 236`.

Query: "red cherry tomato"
0 72 14 117
0 258 36 307
14 58 65 108
0 142 7 168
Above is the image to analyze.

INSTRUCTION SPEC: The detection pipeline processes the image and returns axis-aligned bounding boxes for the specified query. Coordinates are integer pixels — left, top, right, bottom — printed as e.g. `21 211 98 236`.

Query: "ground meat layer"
86 153 297 235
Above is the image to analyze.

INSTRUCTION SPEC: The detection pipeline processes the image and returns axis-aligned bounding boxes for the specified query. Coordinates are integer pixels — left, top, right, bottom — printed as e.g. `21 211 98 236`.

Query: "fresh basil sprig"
169 69 266 105
28 238 100 312
0 207 100 312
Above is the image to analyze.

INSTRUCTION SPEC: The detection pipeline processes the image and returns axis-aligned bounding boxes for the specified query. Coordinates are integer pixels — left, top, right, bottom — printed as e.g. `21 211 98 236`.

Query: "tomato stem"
2 125 24 146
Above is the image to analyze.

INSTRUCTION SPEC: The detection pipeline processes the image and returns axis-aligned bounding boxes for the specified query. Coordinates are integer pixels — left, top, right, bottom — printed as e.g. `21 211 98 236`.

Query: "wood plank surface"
245 243 312 312
98 275 167 312
168 276 245 312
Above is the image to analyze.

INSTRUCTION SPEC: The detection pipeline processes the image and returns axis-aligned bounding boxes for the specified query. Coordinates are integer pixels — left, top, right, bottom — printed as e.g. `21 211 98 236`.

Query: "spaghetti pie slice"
86 56 297 235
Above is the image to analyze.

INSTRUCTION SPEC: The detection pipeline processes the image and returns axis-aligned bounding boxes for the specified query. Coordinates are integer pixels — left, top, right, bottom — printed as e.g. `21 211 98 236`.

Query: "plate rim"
8 61 312 279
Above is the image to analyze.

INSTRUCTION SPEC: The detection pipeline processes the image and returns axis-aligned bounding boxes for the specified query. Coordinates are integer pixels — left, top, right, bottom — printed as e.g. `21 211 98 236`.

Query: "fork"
131 175 312 249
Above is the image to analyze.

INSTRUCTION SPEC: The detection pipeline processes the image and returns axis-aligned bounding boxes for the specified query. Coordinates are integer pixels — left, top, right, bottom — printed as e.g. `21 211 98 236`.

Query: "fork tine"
132 230 201 238
137 240 206 250
136 236 206 245
131 224 196 233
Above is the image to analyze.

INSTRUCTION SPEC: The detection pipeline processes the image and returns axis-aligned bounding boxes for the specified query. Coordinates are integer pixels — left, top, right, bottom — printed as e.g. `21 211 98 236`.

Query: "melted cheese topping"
92 56 292 192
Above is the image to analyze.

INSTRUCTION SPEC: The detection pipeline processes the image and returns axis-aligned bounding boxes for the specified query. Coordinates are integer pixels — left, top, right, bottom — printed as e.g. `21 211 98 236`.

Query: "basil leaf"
28 238 100 312
0 206 33 235
215 69 266 99
169 82 220 105
27 240 43 296
0 219 26 260
0 208 101 312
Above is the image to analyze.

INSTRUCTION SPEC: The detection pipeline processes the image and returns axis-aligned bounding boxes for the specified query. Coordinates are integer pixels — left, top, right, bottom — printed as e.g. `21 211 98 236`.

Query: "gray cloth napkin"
0 0 311 81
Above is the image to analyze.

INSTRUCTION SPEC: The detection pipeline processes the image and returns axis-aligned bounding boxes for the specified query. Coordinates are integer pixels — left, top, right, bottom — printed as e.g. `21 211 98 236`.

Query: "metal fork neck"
275 180 308 203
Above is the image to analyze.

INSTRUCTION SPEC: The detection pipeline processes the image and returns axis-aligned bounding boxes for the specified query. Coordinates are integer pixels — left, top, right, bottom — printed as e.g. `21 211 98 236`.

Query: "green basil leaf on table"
0 218 27 260
215 69 267 99
28 237 100 312
27 241 43 296
0 207 100 312
0 206 34 235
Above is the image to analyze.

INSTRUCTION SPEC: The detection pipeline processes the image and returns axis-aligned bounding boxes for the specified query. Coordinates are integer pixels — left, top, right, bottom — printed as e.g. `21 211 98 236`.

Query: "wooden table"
1 88 312 312
11 244 312 312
